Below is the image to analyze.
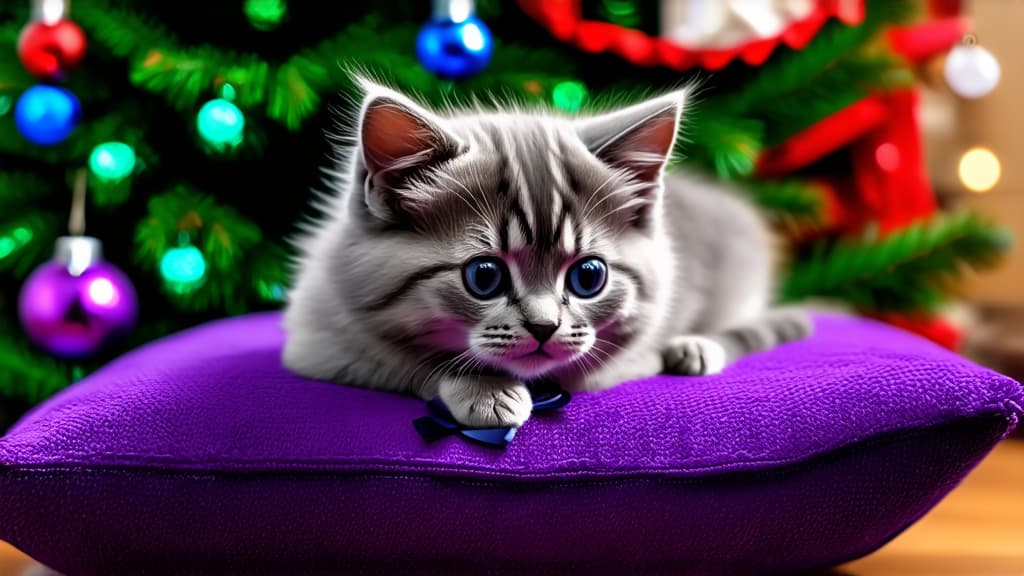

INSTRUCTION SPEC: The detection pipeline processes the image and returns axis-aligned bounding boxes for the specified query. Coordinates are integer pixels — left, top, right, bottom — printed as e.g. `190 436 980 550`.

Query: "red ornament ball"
17 20 87 81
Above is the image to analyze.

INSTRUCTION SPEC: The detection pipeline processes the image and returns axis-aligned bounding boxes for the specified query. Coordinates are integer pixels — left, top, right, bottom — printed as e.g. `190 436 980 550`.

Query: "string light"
552 81 588 112
89 142 136 181
958 147 1000 193
160 238 207 295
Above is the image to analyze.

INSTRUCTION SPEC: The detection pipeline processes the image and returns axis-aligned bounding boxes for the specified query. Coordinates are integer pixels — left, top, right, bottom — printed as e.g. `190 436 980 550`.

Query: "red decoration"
17 20 87 81
517 0 865 72
870 313 962 351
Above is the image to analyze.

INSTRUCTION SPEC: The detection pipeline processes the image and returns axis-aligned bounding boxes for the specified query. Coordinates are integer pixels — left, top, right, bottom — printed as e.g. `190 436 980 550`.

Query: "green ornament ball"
88 142 136 181
552 81 588 113
196 98 245 149
160 244 207 294
242 0 284 30
245 0 287 31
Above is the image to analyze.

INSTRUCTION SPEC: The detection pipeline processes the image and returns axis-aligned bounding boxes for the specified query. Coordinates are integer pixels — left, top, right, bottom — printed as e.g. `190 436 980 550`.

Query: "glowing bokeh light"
959 147 1001 193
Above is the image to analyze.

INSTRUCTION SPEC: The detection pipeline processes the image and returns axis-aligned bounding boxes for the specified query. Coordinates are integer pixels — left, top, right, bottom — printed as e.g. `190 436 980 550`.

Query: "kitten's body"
284 82 809 428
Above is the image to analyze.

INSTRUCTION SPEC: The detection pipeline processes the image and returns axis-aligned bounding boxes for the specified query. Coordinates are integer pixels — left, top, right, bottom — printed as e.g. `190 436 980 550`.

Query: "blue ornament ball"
14 85 81 146
416 15 493 79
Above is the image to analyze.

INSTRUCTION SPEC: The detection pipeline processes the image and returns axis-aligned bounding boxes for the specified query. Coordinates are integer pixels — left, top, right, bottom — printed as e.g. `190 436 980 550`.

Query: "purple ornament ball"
18 242 138 359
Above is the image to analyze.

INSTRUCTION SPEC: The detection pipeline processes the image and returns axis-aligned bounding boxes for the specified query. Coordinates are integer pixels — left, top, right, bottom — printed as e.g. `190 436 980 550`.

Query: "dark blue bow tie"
413 384 572 448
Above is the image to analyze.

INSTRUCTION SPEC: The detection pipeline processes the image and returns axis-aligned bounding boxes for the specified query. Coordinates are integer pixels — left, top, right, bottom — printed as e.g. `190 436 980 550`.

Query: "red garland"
516 0 865 71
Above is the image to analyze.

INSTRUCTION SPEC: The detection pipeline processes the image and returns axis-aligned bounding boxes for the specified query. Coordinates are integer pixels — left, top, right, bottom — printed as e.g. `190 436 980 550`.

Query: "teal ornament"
160 244 207 294
89 142 136 181
196 98 245 149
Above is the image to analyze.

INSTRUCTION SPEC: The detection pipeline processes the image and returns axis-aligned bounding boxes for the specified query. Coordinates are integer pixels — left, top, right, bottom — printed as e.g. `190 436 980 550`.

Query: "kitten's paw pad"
662 336 727 376
440 379 532 428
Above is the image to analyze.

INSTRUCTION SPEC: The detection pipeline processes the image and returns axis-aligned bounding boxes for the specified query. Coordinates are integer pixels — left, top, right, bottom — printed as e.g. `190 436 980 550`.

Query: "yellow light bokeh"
958 147 1001 193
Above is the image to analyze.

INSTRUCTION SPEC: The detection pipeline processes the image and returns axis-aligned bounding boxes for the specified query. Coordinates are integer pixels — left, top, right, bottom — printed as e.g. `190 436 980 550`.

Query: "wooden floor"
2 440 1023 575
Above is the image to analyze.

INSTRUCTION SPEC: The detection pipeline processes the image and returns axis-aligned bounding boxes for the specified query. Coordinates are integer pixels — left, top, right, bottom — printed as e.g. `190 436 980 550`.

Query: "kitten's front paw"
439 376 532 428
662 335 727 376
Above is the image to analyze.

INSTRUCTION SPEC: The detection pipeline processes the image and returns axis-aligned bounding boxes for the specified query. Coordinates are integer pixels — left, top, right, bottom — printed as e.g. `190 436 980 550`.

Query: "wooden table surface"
2 440 1023 575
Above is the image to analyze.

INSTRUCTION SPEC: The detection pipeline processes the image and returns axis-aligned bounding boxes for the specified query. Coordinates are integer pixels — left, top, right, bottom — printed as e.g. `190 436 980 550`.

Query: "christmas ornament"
552 80 588 112
245 0 287 31
944 36 1000 99
196 98 245 150
600 0 640 28
417 0 493 79
17 19 87 81
160 234 207 295
17 172 136 359
88 142 136 182
18 236 138 359
14 84 81 146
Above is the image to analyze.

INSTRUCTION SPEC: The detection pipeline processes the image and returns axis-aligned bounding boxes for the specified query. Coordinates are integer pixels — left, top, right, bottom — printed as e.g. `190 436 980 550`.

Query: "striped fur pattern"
283 80 810 428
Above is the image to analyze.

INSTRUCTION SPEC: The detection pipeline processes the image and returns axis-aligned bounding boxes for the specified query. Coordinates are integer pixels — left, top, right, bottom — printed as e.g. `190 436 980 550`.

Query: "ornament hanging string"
68 168 87 236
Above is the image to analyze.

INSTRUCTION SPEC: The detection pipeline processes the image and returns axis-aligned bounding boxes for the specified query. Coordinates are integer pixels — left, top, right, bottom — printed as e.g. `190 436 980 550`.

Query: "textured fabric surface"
0 312 1021 575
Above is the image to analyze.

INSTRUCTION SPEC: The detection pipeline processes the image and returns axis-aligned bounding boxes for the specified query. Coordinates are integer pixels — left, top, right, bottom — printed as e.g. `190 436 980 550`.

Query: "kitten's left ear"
576 90 686 184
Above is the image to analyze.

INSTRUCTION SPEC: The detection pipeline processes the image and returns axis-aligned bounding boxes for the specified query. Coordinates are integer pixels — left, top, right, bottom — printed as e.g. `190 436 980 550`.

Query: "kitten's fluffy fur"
283 80 810 428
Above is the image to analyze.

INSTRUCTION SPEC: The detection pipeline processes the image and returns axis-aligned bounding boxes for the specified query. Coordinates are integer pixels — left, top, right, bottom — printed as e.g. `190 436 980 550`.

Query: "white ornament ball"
944 43 1001 99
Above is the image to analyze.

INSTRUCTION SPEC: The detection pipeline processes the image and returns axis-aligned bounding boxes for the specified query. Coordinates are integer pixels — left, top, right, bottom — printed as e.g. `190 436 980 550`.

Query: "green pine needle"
0 213 59 277
781 212 1013 312
740 180 824 221
0 321 72 404
135 187 273 314
684 113 764 179
0 173 52 206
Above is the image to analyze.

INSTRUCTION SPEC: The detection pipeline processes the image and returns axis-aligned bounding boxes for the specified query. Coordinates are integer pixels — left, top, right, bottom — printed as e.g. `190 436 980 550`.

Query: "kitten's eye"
462 257 508 299
567 257 607 298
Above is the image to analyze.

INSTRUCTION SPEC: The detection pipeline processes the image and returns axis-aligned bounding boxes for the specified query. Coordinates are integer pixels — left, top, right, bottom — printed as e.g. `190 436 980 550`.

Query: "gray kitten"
283 80 810 428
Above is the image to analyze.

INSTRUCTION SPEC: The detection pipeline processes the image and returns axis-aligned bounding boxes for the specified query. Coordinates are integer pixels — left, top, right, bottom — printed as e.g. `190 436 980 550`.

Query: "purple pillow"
1 312 1020 575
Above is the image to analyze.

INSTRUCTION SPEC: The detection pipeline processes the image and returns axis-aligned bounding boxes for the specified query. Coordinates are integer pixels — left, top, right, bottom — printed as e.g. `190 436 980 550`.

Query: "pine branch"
0 212 60 278
0 320 72 405
740 179 824 221
135 187 270 314
131 46 269 113
756 55 914 146
681 112 764 179
267 57 325 131
781 213 1013 312
0 173 53 206
250 242 291 304
73 1 178 60
714 0 916 115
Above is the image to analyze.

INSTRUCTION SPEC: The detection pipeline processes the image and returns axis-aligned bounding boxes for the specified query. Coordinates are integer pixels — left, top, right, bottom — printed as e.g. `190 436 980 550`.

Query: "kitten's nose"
523 321 558 344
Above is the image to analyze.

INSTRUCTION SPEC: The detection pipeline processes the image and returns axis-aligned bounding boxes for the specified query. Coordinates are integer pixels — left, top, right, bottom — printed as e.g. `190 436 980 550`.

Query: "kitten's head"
338 81 685 381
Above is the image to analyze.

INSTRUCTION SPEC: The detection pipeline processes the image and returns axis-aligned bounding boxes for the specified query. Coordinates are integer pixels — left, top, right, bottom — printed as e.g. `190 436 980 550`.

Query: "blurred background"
0 0 1018 431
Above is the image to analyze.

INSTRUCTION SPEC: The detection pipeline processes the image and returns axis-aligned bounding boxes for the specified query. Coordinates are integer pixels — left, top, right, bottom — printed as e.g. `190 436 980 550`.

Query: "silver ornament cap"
53 235 103 277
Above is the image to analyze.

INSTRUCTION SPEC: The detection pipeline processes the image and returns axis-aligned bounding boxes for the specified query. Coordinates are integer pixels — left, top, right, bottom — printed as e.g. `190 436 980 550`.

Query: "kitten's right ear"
575 90 686 184
358 84 461 222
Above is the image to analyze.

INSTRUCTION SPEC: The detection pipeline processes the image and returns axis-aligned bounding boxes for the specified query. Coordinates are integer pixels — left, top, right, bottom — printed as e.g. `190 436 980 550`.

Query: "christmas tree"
0 0 1010 428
